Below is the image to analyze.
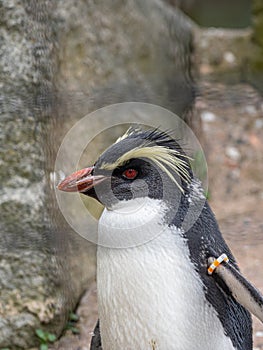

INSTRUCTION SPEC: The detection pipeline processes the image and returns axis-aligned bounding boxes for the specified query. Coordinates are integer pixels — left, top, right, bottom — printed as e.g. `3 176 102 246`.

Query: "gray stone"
54 0 195 119
194 27 252 84
0 1 95 348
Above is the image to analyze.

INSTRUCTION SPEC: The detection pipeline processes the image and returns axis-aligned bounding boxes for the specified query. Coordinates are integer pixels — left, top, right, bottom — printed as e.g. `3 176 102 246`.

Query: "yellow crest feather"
100 143 191 193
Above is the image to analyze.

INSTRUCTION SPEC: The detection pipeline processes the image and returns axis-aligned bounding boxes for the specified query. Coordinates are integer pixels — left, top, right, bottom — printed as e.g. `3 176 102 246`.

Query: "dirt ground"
49 81 263 350
198 81 263 350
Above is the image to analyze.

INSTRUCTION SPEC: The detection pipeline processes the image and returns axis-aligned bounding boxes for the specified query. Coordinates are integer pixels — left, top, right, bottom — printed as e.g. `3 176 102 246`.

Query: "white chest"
97 199 235 350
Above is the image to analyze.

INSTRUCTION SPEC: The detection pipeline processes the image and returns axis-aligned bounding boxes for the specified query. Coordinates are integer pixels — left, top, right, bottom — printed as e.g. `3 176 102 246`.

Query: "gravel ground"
49 81 263 350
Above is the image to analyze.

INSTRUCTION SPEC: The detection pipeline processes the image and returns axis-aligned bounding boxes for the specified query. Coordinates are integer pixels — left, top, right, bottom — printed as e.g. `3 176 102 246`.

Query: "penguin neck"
96 197 235 350
97 197 169 248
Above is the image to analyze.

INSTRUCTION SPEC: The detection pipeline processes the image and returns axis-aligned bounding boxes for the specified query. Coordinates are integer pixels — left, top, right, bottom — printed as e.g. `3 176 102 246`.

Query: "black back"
171 188 252 350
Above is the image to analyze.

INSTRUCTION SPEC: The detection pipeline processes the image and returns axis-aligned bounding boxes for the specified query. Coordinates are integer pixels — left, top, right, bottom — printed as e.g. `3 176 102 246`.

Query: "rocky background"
0 0 262 349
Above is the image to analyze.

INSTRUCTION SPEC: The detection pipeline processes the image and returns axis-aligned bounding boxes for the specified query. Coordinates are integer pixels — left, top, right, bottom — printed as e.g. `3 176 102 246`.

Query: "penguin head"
58 128 193 209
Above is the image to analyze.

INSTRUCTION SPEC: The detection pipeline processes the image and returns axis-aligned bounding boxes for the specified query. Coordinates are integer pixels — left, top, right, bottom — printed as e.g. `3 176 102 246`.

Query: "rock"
225 146 241 162
255 119 263 129
194 27 252 83
201 111 216 122
54 0 195 118
0 0 95 348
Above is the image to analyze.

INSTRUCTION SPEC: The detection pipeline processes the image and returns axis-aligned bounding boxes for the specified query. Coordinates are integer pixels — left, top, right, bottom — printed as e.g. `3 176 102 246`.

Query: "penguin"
58 127 263 350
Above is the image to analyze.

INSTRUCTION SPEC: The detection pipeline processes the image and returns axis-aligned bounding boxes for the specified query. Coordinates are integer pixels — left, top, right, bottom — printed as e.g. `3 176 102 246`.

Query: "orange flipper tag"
208 253 229 275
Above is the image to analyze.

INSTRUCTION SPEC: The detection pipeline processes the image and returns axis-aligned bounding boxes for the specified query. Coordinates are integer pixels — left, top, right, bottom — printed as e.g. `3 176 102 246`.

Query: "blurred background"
171 0 251 28
0 0 262 349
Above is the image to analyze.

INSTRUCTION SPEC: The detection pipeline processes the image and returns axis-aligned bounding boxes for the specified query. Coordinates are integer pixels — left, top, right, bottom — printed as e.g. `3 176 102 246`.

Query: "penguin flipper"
208 257 263 324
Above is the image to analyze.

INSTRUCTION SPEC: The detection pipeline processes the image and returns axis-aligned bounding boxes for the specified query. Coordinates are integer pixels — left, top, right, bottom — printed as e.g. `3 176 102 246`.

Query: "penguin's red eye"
122 168 138 180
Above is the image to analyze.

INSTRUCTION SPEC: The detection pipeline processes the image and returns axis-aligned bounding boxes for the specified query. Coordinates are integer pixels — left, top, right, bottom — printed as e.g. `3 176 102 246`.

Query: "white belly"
97 198 235 350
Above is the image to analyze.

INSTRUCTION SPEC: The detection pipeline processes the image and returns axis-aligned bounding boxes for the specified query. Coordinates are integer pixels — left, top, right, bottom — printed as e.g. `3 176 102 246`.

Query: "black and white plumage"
58 128 263 350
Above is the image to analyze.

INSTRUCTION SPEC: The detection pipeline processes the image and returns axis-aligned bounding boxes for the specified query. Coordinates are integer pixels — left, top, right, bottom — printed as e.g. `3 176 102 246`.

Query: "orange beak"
57 167 107 193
